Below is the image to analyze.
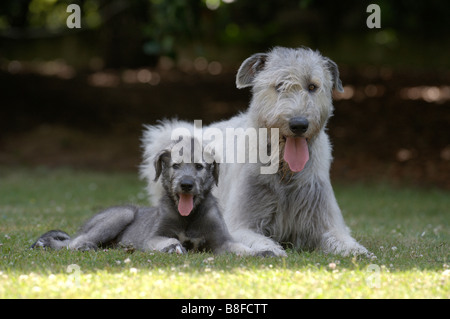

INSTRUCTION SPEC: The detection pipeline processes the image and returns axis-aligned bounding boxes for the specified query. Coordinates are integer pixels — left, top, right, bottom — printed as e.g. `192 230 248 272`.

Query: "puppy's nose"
289 117 309 135
180 177 195 192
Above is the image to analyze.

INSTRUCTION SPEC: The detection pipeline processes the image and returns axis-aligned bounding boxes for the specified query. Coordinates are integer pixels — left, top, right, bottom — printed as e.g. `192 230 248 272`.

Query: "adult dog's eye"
308 84 318 92
195 164 204 170
275 83 284 93
172 163 180 169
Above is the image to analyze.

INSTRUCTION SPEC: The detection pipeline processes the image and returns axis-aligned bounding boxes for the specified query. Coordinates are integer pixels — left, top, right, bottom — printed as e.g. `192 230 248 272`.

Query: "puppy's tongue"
283 137 309 172
178 193 194 216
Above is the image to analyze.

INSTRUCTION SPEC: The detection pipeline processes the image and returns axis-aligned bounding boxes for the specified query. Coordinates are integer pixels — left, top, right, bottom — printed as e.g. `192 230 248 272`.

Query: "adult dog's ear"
154 149 171 182
236 53 268 89
324 58 344 93
203 150 220 186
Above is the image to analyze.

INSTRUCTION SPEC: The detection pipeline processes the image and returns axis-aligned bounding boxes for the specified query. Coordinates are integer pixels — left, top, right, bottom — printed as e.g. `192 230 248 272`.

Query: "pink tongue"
283 137 309 172
178 194 194 216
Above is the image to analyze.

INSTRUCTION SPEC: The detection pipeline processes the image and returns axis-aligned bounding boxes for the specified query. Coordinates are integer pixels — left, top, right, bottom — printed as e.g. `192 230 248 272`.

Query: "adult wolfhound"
141 47 368 257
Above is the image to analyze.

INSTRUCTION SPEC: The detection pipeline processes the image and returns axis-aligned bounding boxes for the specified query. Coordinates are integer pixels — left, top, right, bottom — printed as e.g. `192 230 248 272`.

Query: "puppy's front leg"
144 236 186 254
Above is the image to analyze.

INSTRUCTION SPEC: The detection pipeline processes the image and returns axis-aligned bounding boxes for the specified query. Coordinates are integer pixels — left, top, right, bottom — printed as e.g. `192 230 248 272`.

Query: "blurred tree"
0 0 449 67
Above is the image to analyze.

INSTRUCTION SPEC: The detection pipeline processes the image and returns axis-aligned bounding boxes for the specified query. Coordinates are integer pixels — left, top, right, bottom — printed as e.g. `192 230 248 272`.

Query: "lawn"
0 167 448 299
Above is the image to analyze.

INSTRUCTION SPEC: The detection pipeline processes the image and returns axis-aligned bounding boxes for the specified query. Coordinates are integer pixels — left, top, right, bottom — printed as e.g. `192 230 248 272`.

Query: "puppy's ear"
324 58 344 93
154 149 171 182
236 53 268 89
212 161 220 186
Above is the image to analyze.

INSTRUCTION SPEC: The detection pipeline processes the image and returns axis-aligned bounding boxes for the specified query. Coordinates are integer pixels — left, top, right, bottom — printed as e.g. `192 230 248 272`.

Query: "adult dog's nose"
180 177 195 192
289 117 309 135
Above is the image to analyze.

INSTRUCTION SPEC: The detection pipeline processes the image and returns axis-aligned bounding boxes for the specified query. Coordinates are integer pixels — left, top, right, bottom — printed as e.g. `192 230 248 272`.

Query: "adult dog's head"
236 47 343 173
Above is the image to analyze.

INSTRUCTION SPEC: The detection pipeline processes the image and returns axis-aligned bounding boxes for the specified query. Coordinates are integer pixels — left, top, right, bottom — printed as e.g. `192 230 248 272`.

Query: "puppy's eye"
308 84 318 92
195 164 204 170
172 163 180 169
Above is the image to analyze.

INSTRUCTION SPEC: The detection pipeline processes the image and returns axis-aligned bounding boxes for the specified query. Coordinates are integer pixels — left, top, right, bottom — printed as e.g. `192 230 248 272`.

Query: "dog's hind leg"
68 205 137 250
31 230 71 250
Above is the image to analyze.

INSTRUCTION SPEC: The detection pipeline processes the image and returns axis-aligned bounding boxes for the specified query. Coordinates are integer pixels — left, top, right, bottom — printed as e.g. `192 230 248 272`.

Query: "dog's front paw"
322 233 369 257
75 242 98 251
349 243 370 257
217 242 253 256
253 247 288 257
253 250 277 257
251 241 288 257
161 243 187 254
231 229 288 257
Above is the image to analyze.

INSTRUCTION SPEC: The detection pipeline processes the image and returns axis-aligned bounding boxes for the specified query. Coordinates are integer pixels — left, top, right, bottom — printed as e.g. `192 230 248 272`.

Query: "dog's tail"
30 230 71 250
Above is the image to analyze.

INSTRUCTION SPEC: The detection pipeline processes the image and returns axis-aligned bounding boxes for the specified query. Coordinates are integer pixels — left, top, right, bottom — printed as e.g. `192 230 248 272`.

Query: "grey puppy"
31 139 251 255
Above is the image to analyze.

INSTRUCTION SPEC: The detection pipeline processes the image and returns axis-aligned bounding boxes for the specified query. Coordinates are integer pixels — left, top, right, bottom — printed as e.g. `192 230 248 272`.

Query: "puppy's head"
154 138 219 216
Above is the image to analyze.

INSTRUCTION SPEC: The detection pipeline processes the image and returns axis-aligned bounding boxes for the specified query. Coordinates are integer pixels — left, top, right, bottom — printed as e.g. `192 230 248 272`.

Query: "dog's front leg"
221 174 288 257
144 236 186 254
317 183 369 257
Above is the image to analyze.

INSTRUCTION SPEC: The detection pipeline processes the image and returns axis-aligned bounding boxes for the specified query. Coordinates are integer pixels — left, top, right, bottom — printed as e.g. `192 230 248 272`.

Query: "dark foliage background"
1 0 449 188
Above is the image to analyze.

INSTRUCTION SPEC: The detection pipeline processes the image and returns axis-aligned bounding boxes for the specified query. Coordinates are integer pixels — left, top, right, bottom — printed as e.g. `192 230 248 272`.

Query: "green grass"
0 167 448 298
